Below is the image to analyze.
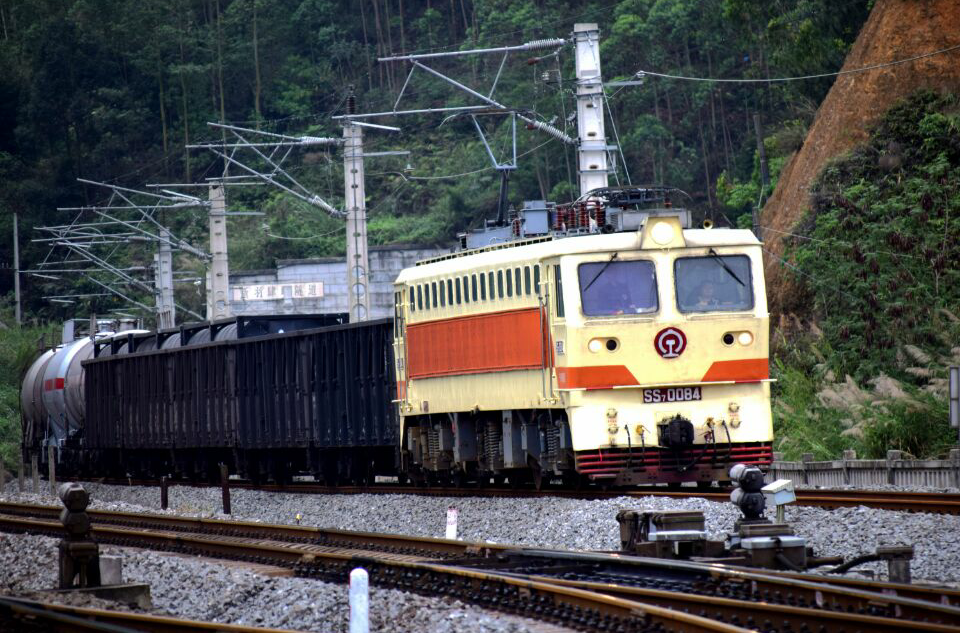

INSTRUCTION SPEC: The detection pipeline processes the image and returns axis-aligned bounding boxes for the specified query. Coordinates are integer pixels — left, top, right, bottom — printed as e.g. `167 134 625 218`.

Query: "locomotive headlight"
588 339 603 353
650 222 675 245
738 331 754 346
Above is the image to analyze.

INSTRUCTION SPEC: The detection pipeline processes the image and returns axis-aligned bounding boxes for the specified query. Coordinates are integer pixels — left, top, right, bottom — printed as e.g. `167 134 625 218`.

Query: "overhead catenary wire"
761 247 862 304
407 137 558 181
635 42 960 84
757 225 923 260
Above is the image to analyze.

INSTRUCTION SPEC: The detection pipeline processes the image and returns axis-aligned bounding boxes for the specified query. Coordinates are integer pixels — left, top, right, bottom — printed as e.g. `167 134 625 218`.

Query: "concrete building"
228 244 450 319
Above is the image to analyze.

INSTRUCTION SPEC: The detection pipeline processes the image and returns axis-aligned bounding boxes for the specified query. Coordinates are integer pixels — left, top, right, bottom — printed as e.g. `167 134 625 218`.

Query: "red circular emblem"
654 327 687 359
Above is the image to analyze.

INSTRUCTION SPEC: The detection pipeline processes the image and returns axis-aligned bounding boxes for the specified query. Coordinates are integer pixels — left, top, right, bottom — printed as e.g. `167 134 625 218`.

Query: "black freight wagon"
82 318 398 483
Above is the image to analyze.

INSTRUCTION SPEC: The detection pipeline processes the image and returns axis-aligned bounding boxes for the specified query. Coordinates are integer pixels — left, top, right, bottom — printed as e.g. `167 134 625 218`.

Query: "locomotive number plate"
643 387 702 403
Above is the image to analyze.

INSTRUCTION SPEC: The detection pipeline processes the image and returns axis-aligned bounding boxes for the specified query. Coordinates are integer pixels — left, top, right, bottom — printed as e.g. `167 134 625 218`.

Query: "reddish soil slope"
761 0 960 315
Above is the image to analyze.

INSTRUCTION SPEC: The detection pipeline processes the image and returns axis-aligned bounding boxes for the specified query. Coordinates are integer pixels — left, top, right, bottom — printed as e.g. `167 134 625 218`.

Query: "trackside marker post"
446 506 458 540
220 464 231 514
349 568 369 633
160 476 169 510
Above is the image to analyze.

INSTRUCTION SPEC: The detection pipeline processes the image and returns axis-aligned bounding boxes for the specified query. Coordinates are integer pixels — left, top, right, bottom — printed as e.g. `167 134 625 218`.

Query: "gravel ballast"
4 481 960 586
0 531 537 633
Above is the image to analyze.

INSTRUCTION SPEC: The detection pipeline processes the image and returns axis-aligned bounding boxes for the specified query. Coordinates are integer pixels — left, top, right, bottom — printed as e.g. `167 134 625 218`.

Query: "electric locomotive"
394 187 773 487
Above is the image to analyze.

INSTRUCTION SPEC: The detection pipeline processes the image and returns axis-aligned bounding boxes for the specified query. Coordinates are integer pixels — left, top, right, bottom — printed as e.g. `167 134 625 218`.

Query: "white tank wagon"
20 327 143 461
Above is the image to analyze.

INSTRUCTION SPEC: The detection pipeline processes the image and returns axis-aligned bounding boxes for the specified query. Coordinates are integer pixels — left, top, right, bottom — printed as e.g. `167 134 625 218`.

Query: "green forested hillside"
773 92 960 460
0 0 871 321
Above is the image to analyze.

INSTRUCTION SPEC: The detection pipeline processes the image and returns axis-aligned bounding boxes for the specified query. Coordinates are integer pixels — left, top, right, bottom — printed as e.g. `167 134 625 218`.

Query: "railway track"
2 502 959 633
63 477 960 514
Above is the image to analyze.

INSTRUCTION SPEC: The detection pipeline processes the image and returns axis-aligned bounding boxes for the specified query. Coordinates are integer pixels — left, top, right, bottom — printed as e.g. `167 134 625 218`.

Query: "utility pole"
13 212 21 325
207 184 231 320
343 90 370 322
573 23 609 197
753 114 770 241
154 228 176 329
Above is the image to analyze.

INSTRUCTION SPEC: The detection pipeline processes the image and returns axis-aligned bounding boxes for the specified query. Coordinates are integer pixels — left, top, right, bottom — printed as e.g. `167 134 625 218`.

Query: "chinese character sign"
232 282 324 301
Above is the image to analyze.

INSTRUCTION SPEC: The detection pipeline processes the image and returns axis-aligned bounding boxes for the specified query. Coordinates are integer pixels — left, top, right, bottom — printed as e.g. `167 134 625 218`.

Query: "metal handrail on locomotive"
394 186 773 487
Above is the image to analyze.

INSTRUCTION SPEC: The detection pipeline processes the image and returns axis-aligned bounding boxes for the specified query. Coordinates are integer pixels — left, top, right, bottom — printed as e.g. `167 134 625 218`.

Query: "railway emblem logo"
654 327 687 359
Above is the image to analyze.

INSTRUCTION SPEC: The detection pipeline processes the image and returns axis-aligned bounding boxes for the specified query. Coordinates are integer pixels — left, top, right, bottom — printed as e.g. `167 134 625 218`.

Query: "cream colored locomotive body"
394 216 773 486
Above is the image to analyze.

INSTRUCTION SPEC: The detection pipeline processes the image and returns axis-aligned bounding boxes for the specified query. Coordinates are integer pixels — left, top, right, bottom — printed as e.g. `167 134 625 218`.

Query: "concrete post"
886 450 902 486
32 453 39 493
18 453 24 492
160 476 169 511
154 228 176 329
349 568 369 633
951 449 960 490
801 453 813 486
48 444 56 496
207 184 231 321
842 449 856 485
220 464 231 515
343 122 370 322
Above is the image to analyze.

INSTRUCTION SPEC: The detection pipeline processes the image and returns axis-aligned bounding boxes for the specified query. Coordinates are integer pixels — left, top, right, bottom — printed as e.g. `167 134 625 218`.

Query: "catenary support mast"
573 23 609 196
343 94 371 322
154 228 176 329
207 184 231 320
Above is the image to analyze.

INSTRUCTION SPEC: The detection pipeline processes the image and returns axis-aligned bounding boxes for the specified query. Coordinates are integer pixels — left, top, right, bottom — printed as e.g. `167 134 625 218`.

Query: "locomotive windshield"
578 259 658 316
675 254 753 312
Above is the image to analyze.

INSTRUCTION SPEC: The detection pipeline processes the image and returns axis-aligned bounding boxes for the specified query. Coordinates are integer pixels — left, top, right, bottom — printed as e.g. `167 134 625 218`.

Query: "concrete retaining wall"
768 449 960 488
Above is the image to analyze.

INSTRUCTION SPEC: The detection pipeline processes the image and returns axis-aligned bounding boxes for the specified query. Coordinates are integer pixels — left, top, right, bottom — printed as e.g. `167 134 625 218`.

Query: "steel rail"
0 501 507 560
2 506 960 632
467 548 960 629
749 566 960 607
0 595 300 633
62 477 960 514
516 576 958 633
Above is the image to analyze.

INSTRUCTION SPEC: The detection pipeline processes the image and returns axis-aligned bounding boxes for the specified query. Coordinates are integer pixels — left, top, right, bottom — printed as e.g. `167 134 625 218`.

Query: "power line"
758 225 922 260
408 137 557 181
636 42 960 84
265 224 345 241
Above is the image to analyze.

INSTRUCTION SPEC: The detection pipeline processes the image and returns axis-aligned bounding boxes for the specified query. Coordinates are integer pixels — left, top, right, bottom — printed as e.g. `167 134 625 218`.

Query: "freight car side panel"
83 319 397 453
234 320 396 449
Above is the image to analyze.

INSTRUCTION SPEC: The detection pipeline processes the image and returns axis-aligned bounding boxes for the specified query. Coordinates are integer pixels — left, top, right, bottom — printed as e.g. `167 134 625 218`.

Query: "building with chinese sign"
228 244 449 319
